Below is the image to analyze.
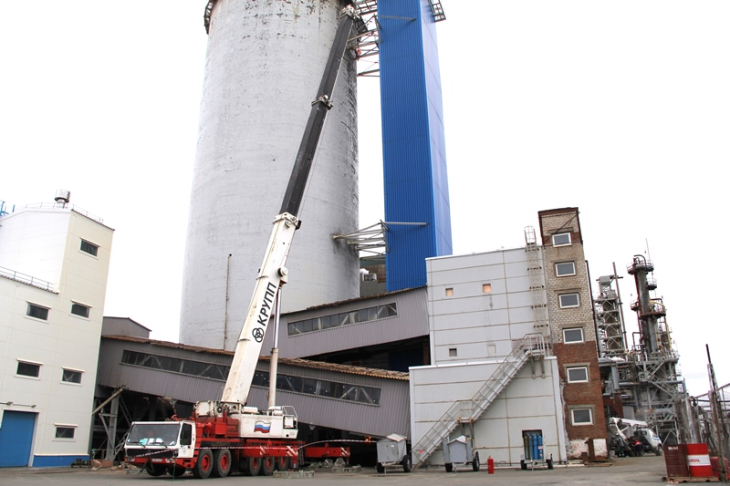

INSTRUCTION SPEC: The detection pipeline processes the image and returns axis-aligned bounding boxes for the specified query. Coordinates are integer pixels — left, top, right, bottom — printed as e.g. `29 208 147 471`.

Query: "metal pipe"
268 289 282 410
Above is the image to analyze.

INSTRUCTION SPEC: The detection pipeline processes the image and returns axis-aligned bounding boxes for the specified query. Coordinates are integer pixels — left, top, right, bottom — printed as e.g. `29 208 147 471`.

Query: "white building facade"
0 202 113 467
410 247 568 466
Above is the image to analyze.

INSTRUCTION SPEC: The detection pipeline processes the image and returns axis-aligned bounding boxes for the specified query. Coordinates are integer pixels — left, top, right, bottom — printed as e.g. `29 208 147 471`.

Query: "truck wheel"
243 457 261 476
376 462 384 473
145 463 166 476
402 454 412 473
445 463 453 472
193 449 214 479
275 456 291 471
472 452 480 472
213 449 232 477
260 456 275 476
168 466 186 477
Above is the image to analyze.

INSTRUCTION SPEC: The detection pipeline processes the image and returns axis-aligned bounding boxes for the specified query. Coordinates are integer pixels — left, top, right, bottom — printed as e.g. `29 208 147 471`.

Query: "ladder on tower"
411 334 547 469
427 0 447 21
525 227 549 334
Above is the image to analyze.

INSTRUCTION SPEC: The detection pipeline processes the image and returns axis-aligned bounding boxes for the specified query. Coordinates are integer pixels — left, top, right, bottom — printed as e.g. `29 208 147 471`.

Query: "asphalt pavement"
0 455 672 485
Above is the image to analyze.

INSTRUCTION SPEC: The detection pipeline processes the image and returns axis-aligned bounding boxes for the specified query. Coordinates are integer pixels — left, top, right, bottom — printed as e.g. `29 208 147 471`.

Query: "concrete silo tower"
180 0 360 350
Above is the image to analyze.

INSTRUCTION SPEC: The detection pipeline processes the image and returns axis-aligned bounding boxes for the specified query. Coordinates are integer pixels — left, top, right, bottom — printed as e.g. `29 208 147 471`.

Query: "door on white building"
0 411 36 467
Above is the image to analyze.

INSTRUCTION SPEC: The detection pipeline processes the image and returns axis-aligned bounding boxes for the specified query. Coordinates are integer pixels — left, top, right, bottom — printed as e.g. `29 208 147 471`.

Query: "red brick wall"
554 341 607 440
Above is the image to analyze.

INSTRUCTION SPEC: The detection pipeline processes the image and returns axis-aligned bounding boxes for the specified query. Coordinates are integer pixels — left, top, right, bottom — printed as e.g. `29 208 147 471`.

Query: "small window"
449 348 457 357
71 303 90 318
55 426 76 439
482 283 492 293
27 303 49 320
445 288 453 296
80 239 99 256
567 366 588 383
17 361 41 377
555 262 576 277
180 423 193 446
552 233 571 247
571 408 593 425
559 293 580 308
563 328 584 343
62 369 83 384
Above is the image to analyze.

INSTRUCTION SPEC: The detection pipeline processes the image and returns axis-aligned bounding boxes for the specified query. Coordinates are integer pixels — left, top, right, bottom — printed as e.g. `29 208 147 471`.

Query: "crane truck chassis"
124 5 362 478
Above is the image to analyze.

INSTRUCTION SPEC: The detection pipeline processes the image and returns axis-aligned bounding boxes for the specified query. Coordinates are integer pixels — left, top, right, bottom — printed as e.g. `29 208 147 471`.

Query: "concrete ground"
0 455 674 485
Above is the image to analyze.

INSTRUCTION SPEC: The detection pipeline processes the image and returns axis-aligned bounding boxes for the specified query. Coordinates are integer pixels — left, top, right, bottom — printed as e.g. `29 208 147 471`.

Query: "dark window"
559 293 580 308
55 427 76 439
287 302 399 336
555 262 576 277
62 369 82 384
71 303 90 318
180 423 192 446
80 239 98 256
27 303 49 320
567 367 588 383
552 233 571 246
563 328 584 343
17 361 40 377
571 408 592 425
119 349 381 405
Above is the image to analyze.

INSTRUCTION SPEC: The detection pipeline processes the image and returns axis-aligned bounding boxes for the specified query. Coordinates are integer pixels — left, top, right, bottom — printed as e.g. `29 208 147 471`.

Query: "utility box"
376 434 411 473
377 434 407 464
443 436 472 464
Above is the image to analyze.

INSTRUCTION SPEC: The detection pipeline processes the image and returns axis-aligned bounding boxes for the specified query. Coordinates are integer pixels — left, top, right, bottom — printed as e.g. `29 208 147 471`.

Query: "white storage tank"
180 0 360 350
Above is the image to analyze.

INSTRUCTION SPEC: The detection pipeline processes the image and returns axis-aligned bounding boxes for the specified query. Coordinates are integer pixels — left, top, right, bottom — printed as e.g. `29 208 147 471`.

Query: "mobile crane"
124 6 361 478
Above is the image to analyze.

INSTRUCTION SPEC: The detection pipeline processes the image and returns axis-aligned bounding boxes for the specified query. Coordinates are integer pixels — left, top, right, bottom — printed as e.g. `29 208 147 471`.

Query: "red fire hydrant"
487 456 495 474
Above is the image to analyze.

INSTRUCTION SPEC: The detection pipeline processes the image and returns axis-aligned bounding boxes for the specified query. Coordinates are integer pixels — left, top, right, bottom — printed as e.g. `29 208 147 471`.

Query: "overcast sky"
2 1 728 396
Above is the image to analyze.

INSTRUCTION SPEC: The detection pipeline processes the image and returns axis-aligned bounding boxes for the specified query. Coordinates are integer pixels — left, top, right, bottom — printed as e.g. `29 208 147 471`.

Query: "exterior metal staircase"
411 334 547 468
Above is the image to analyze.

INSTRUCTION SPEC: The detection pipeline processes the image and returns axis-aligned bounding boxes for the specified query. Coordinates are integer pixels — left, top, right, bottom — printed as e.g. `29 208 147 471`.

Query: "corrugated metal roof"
102 335 409 381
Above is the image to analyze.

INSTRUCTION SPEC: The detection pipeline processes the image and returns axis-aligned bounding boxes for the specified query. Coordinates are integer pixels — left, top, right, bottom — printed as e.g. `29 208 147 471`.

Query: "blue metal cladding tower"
379 0 452 291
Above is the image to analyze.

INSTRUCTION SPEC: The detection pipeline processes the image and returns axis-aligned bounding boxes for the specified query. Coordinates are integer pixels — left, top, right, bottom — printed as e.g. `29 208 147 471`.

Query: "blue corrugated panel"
33 455 89 467
0 411 35 467
379 0 452 292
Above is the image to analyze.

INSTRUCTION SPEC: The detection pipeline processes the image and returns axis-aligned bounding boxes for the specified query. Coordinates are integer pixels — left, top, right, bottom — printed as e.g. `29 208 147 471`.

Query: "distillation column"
627 255 683 444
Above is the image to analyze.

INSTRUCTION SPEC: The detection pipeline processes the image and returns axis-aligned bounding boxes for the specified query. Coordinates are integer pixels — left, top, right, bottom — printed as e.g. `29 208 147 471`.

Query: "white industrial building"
410 247 567 466
0 196 113 467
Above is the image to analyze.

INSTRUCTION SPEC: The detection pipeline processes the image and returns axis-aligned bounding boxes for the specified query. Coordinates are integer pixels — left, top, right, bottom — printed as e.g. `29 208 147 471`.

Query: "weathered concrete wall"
180 0 360 350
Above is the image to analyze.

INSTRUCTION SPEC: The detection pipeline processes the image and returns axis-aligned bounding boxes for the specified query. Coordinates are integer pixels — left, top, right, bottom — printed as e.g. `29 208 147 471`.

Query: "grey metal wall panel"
97 337 410 438
101 317 150 338
261 287 428 359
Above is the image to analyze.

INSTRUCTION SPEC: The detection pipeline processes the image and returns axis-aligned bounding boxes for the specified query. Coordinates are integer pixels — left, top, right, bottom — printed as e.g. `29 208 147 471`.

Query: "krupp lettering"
256 282 278 327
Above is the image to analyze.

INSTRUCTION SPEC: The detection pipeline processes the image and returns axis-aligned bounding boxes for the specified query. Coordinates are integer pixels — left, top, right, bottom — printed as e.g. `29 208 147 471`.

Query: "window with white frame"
55 425 77 439
567 366 589 383
17 361 41 377
80 239 99 256
559 293 580 308
571 408 593 425
62 369 83 384
563 328 584 343
552 233 572 247
555 261 576 277
27 303 49 320
71 302 90 318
